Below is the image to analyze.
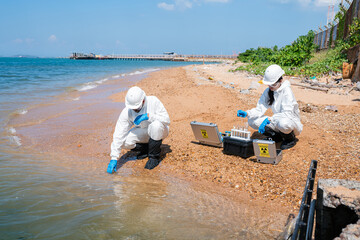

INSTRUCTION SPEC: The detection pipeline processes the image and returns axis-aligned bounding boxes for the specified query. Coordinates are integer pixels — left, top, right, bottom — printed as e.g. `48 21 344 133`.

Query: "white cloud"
158 2 175 10
175 0 193 10
48 35 57 42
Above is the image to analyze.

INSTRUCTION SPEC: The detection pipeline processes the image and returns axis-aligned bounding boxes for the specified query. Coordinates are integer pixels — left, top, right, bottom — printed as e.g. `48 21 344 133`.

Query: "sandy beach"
14 62 360 233
109 62 360 210
4 0 360 238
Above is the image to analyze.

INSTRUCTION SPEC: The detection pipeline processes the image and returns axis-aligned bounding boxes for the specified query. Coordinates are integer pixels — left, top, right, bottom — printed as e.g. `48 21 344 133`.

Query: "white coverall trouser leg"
248 115 298 135
121 120 169 150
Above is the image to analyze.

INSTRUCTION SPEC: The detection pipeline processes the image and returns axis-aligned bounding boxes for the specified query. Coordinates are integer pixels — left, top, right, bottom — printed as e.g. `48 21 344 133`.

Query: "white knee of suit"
274 118 295 134
122 127 148 150
248 116 295 134
148 120 169 141
122 121 169 149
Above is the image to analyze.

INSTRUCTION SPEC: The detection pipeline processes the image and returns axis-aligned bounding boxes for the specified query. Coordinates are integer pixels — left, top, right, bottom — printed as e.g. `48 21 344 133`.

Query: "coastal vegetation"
234 6 360 78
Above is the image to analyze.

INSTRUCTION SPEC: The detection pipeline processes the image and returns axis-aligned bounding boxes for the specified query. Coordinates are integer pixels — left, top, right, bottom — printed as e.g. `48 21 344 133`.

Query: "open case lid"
190 121 223 147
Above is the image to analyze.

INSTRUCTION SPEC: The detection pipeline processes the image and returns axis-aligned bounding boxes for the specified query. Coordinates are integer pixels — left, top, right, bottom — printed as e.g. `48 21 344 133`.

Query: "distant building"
163 52 177 55
70 53 96 59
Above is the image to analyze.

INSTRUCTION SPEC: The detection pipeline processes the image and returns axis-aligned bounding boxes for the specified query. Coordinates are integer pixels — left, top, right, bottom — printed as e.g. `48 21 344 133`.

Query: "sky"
0 0 342 57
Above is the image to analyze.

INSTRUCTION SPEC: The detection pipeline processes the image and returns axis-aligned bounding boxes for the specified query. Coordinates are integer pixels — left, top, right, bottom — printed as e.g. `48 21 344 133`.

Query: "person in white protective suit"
237 64 303 150
107 86 170 173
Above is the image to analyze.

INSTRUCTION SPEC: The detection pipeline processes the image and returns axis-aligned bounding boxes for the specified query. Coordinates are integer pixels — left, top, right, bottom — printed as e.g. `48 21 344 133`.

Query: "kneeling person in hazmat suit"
107 86 170 173
237 64 303 150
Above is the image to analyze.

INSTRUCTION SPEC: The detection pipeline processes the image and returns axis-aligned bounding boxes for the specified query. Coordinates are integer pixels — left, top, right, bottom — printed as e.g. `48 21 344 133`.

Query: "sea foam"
77 83 97 92
76 68 160 92
8 128 21 146
95 78 108 84
127 68 160 76
16 109 28 115
77 77 110 92
11 136 22 146
8 127 16 134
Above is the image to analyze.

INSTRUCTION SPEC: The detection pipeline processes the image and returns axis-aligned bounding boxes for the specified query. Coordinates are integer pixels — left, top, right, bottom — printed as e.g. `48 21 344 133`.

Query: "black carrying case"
223 136 254 158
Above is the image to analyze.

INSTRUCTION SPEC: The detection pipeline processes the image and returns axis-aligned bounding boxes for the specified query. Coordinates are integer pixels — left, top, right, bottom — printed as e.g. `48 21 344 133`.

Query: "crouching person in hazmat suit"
237 64 303 150
107 86 170 173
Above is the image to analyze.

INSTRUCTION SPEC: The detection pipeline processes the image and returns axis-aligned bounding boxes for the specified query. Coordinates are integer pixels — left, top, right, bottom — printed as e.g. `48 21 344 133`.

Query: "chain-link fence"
314 0 360 49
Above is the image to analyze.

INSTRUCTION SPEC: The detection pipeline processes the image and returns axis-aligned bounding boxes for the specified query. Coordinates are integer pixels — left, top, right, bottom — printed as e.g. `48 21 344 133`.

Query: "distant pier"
70 53 236 62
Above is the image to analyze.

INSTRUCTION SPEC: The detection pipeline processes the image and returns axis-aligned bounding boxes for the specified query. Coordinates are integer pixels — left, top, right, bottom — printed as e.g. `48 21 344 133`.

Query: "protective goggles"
270 77 282 88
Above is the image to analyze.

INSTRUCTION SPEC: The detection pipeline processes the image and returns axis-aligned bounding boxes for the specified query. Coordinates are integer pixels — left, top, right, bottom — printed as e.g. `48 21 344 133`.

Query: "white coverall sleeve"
246 89 270 119
110 110 133 160
148 98 170 126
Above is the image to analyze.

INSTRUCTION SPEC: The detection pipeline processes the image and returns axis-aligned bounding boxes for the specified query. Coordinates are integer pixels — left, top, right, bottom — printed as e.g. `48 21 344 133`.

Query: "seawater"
0 58 282 239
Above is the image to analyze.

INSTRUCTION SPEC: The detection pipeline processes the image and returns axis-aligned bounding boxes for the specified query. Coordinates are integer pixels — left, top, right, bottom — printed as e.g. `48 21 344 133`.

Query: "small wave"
7 128 21 146
8 127 16 134
10 135 22 146
73 97 80 101
95 78 108 84
127 68 160 76
76 68 160 92
128 71 142 76
16 109 28 115
77 83 97 92
76 77 110 92
145 68 160 73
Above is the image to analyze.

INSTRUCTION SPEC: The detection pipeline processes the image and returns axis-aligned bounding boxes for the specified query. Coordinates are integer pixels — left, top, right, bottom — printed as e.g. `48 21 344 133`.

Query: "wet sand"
11 63 360 237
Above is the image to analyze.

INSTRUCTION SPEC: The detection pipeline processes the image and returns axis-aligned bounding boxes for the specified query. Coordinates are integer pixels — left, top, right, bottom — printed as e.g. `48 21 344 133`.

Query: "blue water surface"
0 58 196 115
0 58 210 239
0 58 275 240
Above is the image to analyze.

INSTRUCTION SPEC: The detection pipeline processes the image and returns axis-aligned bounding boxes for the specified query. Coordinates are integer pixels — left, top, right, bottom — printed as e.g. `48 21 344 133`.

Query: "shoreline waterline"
1 60 290 239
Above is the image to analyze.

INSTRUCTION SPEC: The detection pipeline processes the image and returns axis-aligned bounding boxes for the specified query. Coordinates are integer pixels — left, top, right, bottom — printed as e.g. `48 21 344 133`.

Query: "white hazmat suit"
246 80 303 135
110 96 170 160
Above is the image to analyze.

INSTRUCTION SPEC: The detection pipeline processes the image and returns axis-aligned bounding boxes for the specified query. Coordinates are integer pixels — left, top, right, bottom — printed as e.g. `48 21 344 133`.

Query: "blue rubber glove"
258 118 270 134
107 160 117 174
237 110 247 118
134 113 149 125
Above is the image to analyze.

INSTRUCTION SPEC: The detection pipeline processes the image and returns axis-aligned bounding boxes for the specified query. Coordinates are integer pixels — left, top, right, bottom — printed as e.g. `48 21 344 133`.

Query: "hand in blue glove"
134 113 149 125
258 118 270 134
107 160 118 174
237 110 247 118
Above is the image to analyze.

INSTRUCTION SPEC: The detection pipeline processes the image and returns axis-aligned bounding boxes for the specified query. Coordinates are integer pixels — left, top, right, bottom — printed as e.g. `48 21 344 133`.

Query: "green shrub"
237 31 315 67
348 18 360 48
234 11 358 77
271 31 316 67
237 47 275 63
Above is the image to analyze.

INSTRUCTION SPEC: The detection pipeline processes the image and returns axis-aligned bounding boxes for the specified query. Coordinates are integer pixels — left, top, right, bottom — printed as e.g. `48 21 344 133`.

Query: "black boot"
145 138 162 170
280 131 298 150
132 143 148 160
263 126 283 142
